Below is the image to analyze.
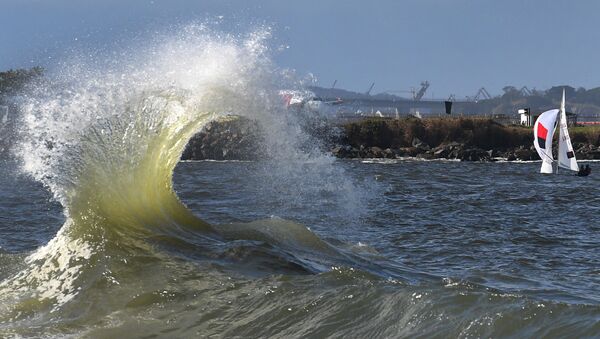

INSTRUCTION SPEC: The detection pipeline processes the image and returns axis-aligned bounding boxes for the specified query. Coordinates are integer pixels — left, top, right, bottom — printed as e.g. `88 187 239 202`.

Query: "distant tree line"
497 85 600 105
470 84 600 116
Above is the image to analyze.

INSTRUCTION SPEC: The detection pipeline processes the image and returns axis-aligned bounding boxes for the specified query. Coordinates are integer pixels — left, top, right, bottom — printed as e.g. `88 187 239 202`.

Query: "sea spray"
2 25 276 315
0 24 371 328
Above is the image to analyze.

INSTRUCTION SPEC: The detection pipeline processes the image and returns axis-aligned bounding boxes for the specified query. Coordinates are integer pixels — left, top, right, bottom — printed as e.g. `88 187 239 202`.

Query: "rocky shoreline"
181 116 263 161
330 138 600 161
182 116 600 162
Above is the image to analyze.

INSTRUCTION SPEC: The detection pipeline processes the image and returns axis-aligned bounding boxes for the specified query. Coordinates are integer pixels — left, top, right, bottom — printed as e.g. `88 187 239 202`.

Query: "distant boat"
533 89 579 174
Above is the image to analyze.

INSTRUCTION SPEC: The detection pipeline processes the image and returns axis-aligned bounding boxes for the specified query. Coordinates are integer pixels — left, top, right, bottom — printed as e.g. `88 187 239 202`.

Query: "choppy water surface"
1 159 599 337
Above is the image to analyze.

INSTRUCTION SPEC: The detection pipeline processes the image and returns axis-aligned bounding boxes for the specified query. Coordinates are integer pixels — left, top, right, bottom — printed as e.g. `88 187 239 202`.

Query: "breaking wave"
0 25 364 327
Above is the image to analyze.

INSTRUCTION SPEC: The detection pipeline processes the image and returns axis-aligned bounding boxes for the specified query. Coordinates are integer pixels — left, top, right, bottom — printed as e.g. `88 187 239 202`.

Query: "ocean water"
1 25 599 338
1 159 599 337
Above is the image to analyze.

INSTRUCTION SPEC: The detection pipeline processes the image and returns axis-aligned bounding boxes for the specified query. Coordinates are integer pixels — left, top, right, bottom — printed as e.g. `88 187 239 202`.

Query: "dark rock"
332 145 358 158
416 152 435 160
383 148 396 158
394 148 409 157
432 143 460 159
514 148 534 161
433 147 448 158
403 147 421 157
369 146 384 158
412 137 431 151
582 150 600 160
457 148 491 162
181 116 263 161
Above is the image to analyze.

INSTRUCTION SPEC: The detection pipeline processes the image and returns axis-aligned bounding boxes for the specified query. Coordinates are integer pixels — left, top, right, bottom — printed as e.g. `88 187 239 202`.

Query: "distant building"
518 108 532 126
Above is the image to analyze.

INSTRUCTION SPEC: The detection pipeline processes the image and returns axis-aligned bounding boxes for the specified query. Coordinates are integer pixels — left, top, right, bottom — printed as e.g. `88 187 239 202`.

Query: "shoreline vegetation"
334 117 600 161
181 116 600 162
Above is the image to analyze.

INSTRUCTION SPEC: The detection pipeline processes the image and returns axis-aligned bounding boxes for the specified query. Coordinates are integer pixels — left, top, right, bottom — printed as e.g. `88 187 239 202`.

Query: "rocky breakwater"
181 116 600 162
181 116 263 161
331 117 600 162
331 138 531 162
572 143 600 160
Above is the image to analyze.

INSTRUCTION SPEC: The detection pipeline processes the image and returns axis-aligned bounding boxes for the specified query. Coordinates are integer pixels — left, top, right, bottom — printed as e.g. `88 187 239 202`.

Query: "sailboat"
533 89 579 174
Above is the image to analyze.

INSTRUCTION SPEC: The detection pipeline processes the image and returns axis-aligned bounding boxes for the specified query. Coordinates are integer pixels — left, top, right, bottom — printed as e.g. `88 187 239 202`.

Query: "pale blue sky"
1 0 599 98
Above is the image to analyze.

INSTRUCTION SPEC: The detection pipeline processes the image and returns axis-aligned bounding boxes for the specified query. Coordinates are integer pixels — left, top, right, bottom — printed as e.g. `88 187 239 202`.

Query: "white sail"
557 90 579 171
533 109 559 173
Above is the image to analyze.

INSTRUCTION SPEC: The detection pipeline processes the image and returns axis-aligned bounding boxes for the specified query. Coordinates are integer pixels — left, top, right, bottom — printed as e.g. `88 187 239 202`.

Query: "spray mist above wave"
17 25 275 205
16 24 369 221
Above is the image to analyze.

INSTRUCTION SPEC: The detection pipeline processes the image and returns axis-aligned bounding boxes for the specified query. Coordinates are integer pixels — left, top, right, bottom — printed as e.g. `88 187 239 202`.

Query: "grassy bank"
341 117 600 150
568 125 600 145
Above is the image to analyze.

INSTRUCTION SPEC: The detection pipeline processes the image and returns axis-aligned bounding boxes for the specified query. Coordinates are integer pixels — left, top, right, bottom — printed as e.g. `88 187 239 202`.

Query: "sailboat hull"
540 161 554 174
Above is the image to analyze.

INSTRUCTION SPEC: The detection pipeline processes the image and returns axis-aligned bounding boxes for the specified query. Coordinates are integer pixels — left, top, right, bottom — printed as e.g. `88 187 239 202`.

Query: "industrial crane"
365 82 375 96
467 87 492 102
413 81 430 101
519 86 532 96
382 81 430 101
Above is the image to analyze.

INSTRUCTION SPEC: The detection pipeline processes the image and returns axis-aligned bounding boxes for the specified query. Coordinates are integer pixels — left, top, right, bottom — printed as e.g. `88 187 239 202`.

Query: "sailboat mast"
561 89 566 117
556 92 565 174
554 89 565 174
556 98 559 174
